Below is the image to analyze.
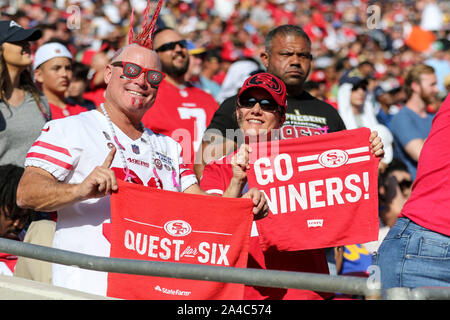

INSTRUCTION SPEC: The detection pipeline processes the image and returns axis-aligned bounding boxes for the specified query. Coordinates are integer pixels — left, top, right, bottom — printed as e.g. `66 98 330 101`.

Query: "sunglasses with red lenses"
111 61 165 87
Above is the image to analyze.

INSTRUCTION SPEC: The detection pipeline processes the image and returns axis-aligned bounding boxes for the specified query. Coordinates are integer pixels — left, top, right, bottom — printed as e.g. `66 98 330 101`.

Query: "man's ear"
410 81 420 94
104 64 112 85
34 68 43 84
260 51 269 69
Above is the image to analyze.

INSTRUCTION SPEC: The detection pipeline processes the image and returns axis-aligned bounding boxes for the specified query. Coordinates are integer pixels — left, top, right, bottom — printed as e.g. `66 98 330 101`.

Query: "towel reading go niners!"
247 127 380 252
107 180 254 300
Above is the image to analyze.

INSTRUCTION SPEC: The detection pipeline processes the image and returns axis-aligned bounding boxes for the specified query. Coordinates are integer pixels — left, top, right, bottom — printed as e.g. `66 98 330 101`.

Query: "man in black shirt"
194 25 346 179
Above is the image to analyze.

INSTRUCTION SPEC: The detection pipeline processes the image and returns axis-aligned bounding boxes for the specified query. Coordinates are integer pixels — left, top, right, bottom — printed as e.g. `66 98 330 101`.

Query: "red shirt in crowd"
399 94 450 236
49 103 89 120
142 80 219 169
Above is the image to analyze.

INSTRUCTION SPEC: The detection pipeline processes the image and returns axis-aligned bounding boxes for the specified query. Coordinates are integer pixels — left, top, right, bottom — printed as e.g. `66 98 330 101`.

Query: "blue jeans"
373 217 450 292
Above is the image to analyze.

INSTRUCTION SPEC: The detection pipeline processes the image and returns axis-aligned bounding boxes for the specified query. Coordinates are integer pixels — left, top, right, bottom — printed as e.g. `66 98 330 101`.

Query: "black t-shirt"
206 90 346 140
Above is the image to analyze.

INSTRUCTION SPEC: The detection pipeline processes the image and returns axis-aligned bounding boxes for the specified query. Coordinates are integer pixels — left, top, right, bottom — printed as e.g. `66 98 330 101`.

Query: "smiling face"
153 29 190 79
236 87 285 139
104 44 161 117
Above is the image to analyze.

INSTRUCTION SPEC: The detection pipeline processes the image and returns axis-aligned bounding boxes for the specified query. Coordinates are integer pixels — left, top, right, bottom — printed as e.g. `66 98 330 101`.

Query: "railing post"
386 287 411 300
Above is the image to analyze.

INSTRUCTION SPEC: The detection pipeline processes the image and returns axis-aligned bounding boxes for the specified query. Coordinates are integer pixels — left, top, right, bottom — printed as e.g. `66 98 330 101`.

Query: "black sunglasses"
238 96 279 112
154 39 188 52
111 61 165 87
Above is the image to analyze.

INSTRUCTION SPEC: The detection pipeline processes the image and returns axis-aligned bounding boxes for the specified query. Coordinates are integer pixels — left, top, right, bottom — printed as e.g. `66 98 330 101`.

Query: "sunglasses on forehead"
111 61 165 87
154 39 188 52
238 96 280 112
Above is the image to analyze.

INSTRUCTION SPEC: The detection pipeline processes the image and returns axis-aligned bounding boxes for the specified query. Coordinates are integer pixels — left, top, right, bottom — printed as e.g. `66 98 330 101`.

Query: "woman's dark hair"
0 46 50 120
0 164 25 218
71 62 90 81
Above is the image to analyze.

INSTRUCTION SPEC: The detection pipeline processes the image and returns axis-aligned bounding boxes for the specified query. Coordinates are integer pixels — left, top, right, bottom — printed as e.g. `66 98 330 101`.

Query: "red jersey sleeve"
200 158 234 195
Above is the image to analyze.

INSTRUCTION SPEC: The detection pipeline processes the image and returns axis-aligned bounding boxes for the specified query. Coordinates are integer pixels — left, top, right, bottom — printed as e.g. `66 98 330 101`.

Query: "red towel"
247 127 380 251
107 180 253 300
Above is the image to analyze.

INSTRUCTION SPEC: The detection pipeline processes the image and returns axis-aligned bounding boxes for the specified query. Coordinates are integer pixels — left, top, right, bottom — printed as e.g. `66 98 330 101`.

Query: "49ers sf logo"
318 149 349 168
164 220 192 237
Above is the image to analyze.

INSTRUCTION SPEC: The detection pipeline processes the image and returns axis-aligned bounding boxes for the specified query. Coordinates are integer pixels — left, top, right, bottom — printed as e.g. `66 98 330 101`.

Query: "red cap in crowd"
238 73 287 111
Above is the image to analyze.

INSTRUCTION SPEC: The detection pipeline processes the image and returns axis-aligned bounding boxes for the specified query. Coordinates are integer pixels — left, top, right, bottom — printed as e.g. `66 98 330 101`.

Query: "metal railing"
1 237 449 300
0 238 381 299
386 287 450 300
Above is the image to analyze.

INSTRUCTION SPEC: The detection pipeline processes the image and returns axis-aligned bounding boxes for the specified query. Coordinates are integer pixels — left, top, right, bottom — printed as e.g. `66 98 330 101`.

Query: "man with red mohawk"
16 0 267 296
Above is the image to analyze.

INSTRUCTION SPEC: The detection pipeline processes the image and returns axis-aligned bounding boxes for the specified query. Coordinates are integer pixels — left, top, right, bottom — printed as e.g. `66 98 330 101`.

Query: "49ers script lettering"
253 148 371 214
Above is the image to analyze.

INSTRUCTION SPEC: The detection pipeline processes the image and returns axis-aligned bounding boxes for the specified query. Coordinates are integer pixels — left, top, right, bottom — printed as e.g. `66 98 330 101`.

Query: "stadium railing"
0 238 449 300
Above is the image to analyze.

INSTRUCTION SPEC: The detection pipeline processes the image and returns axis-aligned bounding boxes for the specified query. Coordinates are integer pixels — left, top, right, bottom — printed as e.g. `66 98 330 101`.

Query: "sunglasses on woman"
111 61 165 88
238 96 280 112
154 39 188 52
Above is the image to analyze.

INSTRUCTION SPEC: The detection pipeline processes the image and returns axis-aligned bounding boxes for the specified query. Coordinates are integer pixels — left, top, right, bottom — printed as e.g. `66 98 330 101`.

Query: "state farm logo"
154 285 191 296
164 220 192 237
318 149 349 168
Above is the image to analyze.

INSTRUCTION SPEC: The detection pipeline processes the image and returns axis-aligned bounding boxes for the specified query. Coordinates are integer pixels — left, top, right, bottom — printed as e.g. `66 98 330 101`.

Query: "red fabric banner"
107 180 254 300
246 127 380 251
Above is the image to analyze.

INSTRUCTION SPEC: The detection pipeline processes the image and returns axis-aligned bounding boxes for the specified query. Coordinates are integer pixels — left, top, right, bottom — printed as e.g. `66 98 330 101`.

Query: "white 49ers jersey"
25 110 197 296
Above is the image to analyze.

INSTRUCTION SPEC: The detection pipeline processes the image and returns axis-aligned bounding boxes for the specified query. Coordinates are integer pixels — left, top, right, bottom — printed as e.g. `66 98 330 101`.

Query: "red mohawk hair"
128 0 164 49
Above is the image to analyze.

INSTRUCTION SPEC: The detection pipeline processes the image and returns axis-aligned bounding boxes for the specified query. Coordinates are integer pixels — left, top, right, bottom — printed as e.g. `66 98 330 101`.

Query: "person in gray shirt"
0 20 51 167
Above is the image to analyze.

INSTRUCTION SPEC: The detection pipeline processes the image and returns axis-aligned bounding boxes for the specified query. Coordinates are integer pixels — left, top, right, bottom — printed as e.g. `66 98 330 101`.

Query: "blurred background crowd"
1 0 448 107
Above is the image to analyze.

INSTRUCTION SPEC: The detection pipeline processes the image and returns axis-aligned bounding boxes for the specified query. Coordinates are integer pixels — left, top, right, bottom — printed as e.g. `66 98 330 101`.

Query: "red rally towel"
107 180 254 300
247 127 380 251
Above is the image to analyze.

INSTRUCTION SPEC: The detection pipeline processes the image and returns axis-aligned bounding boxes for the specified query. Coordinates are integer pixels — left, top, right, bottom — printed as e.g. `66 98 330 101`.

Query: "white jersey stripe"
297 154 319 163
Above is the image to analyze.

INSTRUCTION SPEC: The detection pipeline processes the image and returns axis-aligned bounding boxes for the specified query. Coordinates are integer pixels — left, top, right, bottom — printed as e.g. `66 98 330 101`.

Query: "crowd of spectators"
0 0 449 297
2 0 448 105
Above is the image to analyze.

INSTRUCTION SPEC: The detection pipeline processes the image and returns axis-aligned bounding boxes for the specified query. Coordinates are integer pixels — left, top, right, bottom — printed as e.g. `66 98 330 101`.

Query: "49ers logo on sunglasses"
112 61 164 86
149 72 162 82
125 64 139 75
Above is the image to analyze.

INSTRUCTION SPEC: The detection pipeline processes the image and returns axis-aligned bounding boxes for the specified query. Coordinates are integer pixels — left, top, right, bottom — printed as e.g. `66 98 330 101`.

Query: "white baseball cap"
33 42 72 70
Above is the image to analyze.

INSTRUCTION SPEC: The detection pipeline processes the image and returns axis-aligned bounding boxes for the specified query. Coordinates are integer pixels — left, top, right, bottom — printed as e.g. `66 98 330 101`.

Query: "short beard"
163 58 190 78
419 86 435 105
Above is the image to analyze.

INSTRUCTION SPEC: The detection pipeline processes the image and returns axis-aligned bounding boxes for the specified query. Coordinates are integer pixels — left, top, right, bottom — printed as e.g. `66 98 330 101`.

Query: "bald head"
111 44 162 70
